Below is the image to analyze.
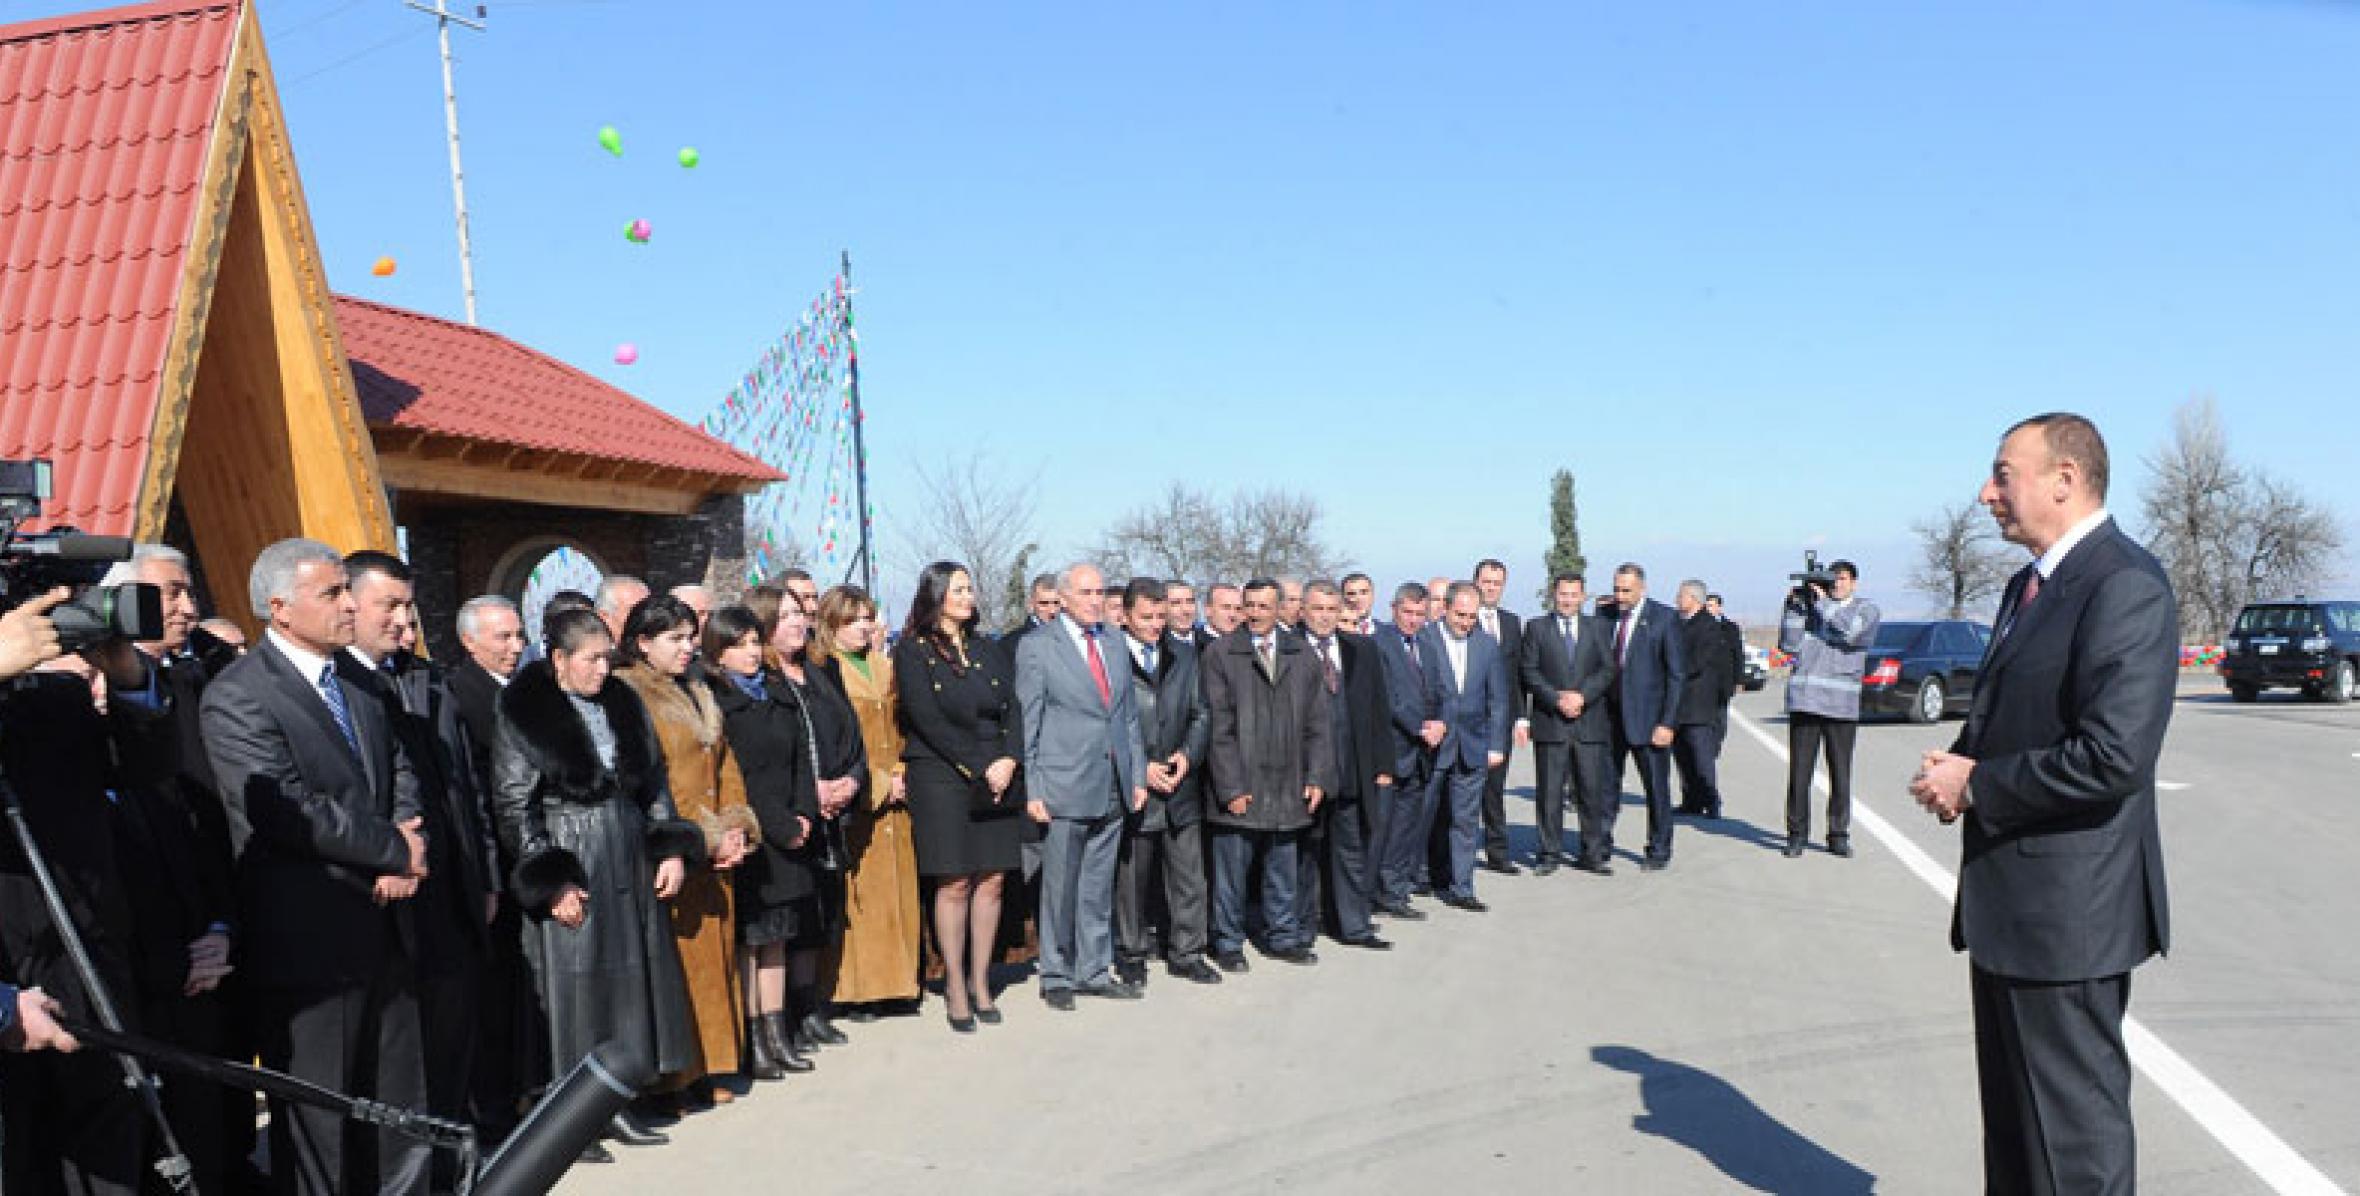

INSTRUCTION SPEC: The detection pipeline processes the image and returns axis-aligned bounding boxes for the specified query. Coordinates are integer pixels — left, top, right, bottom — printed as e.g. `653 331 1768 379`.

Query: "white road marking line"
2158 781 2192 791
1730 710 2347 1196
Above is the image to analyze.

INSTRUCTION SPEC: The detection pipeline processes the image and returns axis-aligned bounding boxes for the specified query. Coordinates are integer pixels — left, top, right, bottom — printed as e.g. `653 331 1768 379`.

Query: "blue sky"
229 0 2360 619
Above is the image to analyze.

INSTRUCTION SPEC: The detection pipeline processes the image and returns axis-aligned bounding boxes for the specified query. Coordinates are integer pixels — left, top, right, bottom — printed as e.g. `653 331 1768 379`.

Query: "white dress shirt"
2035 507 2112 580
1442 629 1470 692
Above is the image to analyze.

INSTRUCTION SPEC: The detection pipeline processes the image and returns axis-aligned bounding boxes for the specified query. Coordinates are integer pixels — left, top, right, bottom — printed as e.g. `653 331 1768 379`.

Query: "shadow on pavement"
1592 1044 1876 1195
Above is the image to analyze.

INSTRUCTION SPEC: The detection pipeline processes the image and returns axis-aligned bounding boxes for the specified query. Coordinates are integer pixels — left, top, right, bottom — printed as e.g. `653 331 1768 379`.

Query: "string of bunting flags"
700 272 875 587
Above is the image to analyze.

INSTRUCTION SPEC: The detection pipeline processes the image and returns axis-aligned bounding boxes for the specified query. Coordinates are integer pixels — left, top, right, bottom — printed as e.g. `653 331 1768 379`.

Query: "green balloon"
677 146 700 169
597 125 622 156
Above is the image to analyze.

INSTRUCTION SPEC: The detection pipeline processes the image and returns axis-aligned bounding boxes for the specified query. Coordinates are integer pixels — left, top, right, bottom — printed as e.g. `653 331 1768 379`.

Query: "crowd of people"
4 536 1844 1195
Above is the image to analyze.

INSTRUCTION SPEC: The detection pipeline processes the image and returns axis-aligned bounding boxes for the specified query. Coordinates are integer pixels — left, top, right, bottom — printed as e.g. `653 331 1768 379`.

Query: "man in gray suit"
1016 563 1151 1010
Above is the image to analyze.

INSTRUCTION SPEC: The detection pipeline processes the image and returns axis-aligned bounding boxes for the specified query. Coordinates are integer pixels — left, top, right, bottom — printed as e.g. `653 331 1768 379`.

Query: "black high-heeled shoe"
800 1011 850 1048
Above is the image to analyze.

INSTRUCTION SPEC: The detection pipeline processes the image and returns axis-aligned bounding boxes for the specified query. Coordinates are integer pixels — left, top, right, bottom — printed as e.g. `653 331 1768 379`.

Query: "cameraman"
2 588 150 1196
1777 559 1880 858
95 545 246 1195
0 594 77 1058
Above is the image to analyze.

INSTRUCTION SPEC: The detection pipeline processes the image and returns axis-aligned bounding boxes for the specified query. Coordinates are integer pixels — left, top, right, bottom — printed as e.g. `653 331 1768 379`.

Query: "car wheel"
1911 677 1945 724
2229 682 2260 703
2324 660 2355 705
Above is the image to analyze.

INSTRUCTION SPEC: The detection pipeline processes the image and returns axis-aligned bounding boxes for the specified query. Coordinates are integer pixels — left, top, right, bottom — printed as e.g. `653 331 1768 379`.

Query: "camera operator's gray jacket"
1779 594 1882 720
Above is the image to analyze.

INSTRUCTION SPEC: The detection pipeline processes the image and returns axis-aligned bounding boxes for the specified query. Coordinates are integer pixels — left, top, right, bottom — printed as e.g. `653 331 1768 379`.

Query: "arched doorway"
491 537 609 643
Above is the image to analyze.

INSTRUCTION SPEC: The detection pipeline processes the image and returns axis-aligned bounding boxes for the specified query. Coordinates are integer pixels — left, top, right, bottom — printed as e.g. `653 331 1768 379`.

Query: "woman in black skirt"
893 561 1023 1032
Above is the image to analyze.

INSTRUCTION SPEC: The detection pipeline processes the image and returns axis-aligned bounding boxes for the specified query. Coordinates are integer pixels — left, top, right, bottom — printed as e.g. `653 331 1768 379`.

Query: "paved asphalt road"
555 675 2357 1195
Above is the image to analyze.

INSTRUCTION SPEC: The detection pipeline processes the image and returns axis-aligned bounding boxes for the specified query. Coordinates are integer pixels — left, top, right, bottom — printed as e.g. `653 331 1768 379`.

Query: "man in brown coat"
1201 579 1333 971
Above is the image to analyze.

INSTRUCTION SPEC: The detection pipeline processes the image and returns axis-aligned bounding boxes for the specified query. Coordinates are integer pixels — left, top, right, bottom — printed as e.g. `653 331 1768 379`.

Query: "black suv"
2219 599 2360 703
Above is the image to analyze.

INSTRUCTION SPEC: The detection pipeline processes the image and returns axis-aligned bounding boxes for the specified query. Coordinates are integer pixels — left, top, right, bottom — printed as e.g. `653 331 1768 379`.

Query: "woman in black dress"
893 562 1023 1031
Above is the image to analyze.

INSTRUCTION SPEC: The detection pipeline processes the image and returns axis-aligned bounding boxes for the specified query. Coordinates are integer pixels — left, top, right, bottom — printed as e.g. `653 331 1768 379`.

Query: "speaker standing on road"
1912 412 2175 1196
1777 559 1879 858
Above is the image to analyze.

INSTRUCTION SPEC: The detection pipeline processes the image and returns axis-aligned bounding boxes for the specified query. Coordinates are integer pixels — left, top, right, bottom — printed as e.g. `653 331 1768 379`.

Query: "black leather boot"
760 1012 813 1073
800 1009 849 1047
744 1015 786 1082
606 1111 669 1147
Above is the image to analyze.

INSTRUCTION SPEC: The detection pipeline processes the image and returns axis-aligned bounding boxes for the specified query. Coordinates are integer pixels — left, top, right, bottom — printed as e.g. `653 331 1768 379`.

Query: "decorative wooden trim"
133 5 256 541
237 11 397 551
374 453 704 516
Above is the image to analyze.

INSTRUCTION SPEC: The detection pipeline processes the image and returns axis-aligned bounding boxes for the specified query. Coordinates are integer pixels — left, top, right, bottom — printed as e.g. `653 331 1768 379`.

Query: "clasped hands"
1225 785 1323 817
1910 750 1975 823
1144 751 1190 794
372 816 430 906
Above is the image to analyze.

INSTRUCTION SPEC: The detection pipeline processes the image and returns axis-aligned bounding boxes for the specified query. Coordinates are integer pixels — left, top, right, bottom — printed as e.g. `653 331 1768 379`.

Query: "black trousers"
1785 712 1858 844
1296 793 1375 941
1971 966 2136 1196
1478 742 1515 862
417 961 479 1191
252 956 431 1196
139 989 230 1196
469 903 542 1139
1115 816 1208 965
1532 737 1614 862
1612 730 1676 863
1673 720 1725 814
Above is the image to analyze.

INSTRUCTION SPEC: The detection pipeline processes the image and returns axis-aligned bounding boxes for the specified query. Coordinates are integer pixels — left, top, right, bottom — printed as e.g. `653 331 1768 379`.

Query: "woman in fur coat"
491 607 703 1158
613 595 758 1106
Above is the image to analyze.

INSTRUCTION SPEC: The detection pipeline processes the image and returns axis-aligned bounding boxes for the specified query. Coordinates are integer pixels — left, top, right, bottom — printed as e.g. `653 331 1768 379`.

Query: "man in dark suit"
1004 573 1062 641
443 593 536 1135
1912 414 2174 1196
1518 573 1618 875
95 544 243 1193
1417 583 1513 911
1162 580 1202 653
1296 582 1394 950
343 552 497 1153
1603 563 1685 872
1339 573 1379 637
1470 559 1527 873
1111 579 1219 985
1370 583 1439 918
1200 583 1243 650
1201 579 1332 969
201 538 431 1196
1672 580 1738 820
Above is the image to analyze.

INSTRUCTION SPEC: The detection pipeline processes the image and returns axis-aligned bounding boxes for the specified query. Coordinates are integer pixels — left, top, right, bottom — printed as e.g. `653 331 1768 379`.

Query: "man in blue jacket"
1416 583 1513 910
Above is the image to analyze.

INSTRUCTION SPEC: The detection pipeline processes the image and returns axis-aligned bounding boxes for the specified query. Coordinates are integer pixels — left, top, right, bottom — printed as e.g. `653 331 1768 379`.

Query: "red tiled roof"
0 0 240 535
336 295 784 484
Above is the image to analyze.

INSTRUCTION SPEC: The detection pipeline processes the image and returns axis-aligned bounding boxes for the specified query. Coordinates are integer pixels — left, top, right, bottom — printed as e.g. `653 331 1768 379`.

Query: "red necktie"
1084 629 1112 708
1614 613 1631 663
2020 569 2042 610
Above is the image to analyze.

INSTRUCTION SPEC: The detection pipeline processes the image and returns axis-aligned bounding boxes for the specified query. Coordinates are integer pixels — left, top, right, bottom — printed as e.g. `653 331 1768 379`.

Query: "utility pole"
403 0 484 324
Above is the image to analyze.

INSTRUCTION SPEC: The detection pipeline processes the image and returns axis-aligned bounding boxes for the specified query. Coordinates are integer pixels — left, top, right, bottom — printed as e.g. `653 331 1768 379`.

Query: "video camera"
1787 549 1839 606
1 459 164 651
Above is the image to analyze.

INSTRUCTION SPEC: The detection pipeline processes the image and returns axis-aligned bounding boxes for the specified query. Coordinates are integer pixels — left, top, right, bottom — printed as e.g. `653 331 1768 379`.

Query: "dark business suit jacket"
373 652 498 956
447 658 505 796
1370 621 1434 778
1414 624 1513 770
1483 608 1525 722
202 638 423 987
1949 517 2175 982
1605 598 1685 744
1675 611 1738 727
1519 612 1618 744
1329 633 1395 798
1124 632 1211 828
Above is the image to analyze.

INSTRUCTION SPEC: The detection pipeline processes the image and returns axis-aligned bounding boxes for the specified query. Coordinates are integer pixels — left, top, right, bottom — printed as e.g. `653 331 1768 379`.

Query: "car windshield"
2235 607 2321 634
1874 622 1927 651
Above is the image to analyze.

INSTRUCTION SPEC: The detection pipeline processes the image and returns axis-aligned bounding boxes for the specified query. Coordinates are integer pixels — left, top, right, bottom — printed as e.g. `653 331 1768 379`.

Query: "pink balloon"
614 343 639 365
630 219 652 242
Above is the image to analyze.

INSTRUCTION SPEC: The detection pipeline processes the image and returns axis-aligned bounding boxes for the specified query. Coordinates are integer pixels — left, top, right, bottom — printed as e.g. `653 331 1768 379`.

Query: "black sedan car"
1858 619 1991 723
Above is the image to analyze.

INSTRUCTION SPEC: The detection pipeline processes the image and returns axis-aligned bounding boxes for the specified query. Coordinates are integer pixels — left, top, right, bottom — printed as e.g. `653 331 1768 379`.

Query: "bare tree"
893 450 1041 633
1093 482 1344 584
2140 396 2345 641
1909 501 2014 620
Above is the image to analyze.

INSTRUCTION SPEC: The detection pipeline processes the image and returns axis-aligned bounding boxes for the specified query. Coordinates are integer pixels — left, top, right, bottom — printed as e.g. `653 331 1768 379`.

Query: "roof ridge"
0 0 238 46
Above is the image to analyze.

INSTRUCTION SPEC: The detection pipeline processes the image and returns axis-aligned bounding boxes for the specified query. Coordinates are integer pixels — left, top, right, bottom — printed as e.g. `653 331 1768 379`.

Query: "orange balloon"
371 257 397 277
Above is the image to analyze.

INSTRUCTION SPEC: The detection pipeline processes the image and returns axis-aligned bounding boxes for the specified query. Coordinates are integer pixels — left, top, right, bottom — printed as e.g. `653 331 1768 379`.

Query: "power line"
283 25 432 85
